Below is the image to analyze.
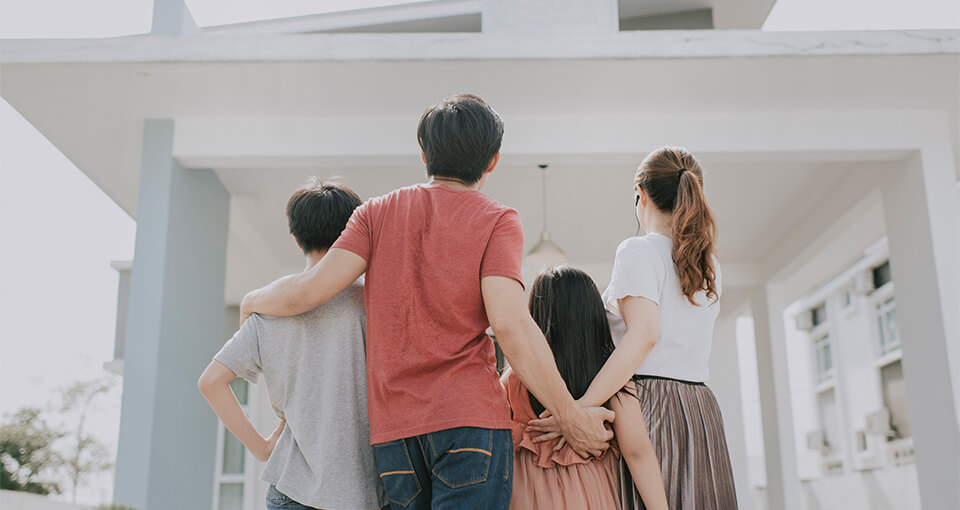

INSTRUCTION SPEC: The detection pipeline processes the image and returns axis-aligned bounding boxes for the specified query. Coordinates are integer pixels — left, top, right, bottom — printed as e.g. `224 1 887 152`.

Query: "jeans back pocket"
427 427 493 489
374 440 422 507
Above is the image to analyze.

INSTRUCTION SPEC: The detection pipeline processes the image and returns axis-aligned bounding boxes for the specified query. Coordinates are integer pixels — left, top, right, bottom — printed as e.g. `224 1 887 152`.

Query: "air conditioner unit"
853 430 884 471
806 430 828 454
852 270 875 295
795 310 814 331
865 408 892 436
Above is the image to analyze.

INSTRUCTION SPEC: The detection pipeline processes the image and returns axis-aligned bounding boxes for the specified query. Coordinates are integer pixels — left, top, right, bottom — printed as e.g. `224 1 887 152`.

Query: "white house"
1 1 958 509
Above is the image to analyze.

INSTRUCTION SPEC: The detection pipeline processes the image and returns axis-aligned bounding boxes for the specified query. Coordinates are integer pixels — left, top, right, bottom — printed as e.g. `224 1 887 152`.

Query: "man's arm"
239 248 367 326
481 276 614 457
197 361 285 462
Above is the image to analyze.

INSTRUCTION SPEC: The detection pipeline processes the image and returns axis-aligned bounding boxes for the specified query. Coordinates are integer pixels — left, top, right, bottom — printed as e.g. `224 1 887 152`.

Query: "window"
880 360 911 440
876 297 900 355
213 378 254 510
814 333 834 382
817 388 841 458
872 261 892 289
811 303 827 327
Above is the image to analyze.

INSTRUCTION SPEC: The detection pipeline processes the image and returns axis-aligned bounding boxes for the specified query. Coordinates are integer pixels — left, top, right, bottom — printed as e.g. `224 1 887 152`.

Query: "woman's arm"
239 248 367 325
608 386 668 510
579 296 659 406
198 361 285 462
527 295 658 442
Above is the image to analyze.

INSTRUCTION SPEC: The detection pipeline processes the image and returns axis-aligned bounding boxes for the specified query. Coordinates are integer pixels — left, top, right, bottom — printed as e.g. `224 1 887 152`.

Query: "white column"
481 0 618 33
750 285 801 510
113 120 230 510
709 313 753 510
151 0 200 36
880 150 960 507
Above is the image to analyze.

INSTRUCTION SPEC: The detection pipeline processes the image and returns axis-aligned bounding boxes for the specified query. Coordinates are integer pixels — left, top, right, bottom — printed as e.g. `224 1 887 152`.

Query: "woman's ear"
637 187 649 208
420 150 427 165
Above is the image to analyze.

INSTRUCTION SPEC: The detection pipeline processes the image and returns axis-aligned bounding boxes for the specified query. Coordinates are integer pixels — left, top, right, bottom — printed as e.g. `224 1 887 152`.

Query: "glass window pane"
823 343 832 372
222 429 245 474
817 389 839 453
881 360 910 439
219 482 244 510
886 308 899 342
230 378 248 406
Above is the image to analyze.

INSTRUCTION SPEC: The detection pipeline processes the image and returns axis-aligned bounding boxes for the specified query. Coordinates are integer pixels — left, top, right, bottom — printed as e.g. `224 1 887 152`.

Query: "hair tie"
678 168 688 178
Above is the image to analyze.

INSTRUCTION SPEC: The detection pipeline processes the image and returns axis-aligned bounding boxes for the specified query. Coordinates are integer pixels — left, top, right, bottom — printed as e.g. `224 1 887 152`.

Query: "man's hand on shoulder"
239 290 259 327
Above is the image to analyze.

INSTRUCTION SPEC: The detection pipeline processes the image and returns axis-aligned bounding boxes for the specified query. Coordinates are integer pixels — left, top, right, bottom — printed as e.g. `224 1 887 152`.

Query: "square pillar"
880 150 960 507
114 119 230 509
750 284 802 510
709 313 753 510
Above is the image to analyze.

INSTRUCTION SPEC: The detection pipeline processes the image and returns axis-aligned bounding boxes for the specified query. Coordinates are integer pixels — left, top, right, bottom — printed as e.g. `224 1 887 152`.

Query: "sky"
0 0 957 506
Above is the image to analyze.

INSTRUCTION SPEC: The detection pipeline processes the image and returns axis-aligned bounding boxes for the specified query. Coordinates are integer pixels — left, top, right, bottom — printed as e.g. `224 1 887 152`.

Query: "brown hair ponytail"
635 147 718 305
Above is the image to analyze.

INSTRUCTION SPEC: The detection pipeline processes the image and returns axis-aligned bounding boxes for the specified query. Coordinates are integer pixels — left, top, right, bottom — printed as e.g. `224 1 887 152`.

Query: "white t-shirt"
602 233 721 383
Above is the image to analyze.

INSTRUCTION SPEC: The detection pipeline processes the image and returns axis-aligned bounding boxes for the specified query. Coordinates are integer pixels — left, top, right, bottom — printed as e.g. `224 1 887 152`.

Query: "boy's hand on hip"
254 418 286 462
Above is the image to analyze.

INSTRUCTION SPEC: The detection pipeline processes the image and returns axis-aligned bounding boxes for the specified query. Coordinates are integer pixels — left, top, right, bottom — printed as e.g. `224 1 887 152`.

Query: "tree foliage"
0 407 64 495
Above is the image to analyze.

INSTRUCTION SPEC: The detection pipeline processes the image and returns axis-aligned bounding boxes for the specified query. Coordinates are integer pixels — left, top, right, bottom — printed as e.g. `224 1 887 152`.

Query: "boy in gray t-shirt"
199 180 386 510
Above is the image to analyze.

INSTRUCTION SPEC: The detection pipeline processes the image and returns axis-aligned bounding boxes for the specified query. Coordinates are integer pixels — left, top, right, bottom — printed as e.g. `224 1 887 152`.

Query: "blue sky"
0 0 957 505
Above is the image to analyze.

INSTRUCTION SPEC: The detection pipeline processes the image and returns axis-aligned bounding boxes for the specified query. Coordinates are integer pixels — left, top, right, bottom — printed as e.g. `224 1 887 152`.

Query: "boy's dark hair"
286 178 362 254
417 94 504 185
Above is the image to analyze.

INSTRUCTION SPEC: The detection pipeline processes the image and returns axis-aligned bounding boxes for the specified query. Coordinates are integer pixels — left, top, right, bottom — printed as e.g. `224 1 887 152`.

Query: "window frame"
211 378 261 510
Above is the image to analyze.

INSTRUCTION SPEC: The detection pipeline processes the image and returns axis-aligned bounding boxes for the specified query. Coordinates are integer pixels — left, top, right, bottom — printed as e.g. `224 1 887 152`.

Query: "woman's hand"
253 418 286 462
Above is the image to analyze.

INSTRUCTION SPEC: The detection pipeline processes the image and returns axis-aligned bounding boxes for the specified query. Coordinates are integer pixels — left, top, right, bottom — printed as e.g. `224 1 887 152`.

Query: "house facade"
2 1 958 509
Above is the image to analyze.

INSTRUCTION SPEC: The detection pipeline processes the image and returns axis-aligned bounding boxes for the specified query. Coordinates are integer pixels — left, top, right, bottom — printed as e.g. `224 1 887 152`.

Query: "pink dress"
504 371 621 510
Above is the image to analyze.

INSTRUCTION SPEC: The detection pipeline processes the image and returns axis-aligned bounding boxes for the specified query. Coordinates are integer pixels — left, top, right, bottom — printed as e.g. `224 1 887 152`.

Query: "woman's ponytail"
635 147 718 305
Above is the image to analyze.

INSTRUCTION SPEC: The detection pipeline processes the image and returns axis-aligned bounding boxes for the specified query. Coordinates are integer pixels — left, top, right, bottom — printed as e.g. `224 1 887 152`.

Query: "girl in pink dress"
503 266 668 510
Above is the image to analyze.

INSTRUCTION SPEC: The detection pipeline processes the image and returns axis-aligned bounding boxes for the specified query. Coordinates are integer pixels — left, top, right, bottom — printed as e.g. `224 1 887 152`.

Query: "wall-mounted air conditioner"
865 408 892 436
795 310 814 331
852 269 875 295
853 429 884 471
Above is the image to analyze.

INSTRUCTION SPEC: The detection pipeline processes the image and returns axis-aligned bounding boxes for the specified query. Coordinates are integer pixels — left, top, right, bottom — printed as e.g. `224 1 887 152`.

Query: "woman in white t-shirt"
533 146 737 509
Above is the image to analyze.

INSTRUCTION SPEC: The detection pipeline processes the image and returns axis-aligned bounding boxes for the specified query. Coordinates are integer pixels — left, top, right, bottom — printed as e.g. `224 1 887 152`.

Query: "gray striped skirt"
620 376 738 509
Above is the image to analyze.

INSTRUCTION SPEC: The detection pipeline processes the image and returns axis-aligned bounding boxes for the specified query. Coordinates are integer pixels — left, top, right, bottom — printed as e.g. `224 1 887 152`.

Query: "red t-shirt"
332 183 523 443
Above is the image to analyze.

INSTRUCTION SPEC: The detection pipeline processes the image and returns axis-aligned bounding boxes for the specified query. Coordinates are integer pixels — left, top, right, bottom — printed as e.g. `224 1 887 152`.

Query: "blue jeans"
265 485 317 510
374 427 513 509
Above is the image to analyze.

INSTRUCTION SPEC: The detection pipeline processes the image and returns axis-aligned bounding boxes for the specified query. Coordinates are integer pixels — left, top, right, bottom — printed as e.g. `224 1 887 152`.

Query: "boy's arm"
482 276 614 458
609 389 668 510
239 248 367 326
198 360 285 462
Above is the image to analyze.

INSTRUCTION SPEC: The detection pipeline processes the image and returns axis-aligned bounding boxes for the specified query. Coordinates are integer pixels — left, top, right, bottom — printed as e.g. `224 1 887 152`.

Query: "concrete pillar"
151 0 200 36
114 120 230 509
750 285 801 510
709 313 753 510
880 150 960 507
481 0 618 34
711 0 776 29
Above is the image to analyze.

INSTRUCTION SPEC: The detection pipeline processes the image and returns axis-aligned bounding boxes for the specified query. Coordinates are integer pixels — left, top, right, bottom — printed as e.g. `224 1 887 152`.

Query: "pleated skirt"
620 377 738 510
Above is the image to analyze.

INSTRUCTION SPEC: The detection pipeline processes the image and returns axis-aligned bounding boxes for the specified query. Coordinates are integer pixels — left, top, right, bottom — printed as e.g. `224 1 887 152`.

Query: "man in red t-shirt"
240 94 613 509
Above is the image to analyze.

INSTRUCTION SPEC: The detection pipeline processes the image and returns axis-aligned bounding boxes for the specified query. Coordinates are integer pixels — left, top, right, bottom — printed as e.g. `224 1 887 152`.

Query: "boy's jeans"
374 427 513 509
265 485 318 510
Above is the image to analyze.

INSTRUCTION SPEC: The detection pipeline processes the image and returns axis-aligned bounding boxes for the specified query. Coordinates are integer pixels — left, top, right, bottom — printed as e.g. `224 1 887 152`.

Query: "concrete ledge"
1 29 957 63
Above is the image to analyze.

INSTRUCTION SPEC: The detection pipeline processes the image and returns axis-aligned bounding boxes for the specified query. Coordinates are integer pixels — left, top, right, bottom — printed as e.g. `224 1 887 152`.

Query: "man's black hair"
417 94 504 185
286 178 362 253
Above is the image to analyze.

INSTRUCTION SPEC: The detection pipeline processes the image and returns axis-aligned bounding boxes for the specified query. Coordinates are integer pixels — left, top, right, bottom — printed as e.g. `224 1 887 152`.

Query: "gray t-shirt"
215 279 385 509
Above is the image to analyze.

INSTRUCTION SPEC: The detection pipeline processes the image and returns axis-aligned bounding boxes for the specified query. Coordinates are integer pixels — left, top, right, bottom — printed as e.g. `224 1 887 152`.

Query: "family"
198 94 737 510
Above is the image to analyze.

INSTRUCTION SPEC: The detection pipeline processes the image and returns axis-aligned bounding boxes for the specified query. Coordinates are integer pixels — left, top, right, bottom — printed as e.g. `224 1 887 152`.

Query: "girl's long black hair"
528 266 618 416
